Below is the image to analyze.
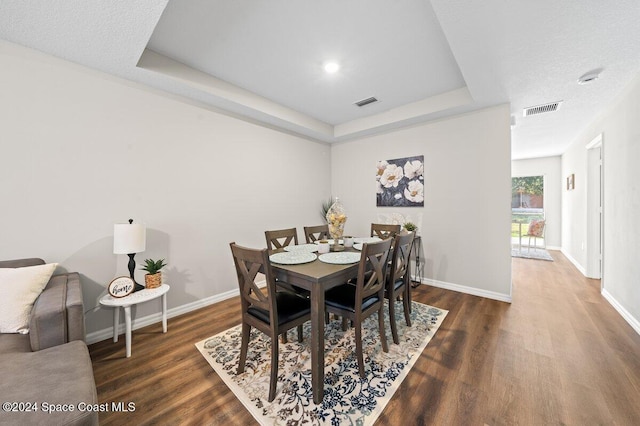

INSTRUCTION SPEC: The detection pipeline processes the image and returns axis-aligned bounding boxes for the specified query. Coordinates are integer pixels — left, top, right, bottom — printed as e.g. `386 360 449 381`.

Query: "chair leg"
389 295 399 345
378 306 388 353
403 290 412 327
281 332 288 343
297 324 303 342
268 335 279 402
355 323 365 378
341 317 348 331
238 323 250 374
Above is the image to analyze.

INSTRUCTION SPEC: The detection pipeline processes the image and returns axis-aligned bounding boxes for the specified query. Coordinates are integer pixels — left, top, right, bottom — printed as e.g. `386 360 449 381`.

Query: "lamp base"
127 253 146 292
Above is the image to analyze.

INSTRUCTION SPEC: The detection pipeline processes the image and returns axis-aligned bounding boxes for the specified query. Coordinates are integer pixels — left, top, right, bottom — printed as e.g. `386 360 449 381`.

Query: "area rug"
511 246 554 261
195 300 447 425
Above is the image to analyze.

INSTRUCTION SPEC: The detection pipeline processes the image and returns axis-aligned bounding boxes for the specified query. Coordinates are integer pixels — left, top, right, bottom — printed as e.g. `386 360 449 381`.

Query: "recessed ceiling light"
578 69 602 85
324 62 340 74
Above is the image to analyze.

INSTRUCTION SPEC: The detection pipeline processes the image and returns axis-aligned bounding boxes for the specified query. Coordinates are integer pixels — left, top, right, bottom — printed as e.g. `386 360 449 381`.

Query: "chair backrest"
229 242 278 322
265 228 298 250
527 220 546 237
303 224 330 243
355 238 393 302
389 232 415 288
370 223 401 239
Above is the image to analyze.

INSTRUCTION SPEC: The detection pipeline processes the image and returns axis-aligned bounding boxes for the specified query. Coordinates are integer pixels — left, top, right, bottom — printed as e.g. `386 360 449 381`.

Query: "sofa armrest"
63 272 85 342
29 272 85 351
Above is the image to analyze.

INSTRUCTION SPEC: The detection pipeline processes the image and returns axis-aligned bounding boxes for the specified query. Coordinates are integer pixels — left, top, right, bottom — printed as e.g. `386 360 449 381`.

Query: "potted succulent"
141 258 167 289
403 222 418 233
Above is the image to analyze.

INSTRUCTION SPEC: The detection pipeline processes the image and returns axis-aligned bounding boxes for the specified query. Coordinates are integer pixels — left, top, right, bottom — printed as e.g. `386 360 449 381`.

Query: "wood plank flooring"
89 252 640 425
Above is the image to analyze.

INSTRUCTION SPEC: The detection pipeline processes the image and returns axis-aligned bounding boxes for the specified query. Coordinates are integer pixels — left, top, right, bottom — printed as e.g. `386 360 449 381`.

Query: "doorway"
586 134 603 281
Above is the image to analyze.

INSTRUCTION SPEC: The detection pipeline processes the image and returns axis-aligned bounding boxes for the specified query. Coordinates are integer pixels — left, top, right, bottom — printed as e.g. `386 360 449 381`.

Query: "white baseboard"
546 245 561 251
86 287 241 345
602 289 640 336
560 248 587 276
88 277 514 345
412 275 512 303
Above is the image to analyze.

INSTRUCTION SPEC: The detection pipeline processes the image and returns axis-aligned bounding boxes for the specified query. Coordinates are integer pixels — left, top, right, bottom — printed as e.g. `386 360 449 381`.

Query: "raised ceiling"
1 0 639 159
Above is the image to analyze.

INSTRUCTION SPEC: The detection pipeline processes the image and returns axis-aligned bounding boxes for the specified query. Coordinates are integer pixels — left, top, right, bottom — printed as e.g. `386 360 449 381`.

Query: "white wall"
331 105 513 301
511 156 562 248
0 41 332 336
561 72 640 333
561 137 589 271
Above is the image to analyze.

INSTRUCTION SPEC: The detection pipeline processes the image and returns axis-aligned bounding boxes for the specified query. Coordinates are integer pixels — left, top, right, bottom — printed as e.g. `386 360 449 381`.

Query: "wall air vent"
354 96 378 107
523 101 563 117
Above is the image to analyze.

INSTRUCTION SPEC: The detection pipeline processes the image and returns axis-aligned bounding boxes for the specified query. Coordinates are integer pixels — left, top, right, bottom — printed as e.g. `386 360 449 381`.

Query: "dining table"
269 245 363 404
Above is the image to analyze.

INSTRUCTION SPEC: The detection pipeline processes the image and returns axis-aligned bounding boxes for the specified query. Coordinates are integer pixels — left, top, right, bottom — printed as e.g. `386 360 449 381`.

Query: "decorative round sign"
108 276 135 298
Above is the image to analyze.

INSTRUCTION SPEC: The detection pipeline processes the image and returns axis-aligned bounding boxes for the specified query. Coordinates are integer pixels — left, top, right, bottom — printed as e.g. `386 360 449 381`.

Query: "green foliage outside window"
512 176 544 195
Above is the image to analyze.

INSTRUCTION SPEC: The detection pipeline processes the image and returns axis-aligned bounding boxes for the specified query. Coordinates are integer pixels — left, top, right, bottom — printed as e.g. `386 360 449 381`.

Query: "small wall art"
566 173 575 191
376 155 424 207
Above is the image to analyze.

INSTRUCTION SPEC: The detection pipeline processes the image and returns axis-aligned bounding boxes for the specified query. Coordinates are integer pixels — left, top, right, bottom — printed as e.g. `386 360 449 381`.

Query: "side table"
99 284 170 358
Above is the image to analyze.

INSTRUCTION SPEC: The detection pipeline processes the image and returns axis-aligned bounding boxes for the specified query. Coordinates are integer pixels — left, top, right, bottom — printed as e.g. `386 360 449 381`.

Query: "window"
512 176 544 240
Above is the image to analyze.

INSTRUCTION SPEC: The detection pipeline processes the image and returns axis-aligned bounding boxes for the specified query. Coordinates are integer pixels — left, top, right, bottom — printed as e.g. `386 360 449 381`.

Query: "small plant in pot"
403 222 418 233
141 259 167 289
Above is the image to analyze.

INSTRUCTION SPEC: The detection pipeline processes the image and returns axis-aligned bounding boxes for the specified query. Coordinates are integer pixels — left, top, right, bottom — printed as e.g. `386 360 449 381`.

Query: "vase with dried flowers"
326 199 347 251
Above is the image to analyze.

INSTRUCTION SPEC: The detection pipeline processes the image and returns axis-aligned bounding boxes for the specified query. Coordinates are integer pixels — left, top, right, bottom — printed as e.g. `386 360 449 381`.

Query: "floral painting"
376 155 424 207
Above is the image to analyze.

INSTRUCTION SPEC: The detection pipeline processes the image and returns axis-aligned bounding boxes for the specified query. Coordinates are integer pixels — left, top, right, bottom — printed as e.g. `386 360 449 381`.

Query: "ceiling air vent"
523 101 563 117
354 96 378 107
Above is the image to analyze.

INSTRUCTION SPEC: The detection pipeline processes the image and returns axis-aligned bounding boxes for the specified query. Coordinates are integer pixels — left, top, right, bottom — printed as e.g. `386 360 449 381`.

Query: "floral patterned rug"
195 300 447 425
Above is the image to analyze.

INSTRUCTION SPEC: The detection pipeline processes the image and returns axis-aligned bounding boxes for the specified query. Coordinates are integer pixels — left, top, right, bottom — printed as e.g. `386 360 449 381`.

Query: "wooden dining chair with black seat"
265 228 305 295
230 242 311 402
265 227 331 333
324 238 392 378
370 223 401 240
265 227 299 250
303 224 330 244
385 232 415 344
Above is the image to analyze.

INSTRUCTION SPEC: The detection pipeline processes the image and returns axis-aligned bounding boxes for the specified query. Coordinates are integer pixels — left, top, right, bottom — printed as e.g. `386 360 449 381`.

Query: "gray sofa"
0 258 98 426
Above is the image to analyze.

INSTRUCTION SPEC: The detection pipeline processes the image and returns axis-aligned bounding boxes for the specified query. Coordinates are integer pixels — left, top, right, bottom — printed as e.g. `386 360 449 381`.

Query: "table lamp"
113 219 146 292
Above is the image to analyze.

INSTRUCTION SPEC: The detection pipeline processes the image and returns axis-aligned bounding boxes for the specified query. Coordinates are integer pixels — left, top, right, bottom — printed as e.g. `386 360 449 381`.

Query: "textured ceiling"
1 0 639 159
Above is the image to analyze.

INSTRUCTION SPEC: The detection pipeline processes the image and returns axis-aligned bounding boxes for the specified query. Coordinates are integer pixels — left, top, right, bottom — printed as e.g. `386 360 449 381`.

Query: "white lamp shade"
113 222 146 254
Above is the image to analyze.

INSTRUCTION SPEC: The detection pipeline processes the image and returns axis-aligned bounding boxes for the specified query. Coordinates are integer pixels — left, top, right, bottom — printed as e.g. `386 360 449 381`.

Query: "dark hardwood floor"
89 252 640 425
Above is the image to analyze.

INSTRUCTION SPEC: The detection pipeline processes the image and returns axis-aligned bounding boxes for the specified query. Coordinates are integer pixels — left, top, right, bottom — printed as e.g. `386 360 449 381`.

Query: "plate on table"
269 251 317 265
318 252 361 265
284 244 318 253
353 243 364 251
353 237 382 244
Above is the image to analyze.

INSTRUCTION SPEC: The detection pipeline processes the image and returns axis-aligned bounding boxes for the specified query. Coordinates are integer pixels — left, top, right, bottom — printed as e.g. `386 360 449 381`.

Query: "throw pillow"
0 263 58 334
528 220 545 237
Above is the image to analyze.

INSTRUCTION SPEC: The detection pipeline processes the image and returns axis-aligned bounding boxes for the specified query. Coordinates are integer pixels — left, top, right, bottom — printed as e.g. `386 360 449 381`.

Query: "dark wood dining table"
270 248 361 404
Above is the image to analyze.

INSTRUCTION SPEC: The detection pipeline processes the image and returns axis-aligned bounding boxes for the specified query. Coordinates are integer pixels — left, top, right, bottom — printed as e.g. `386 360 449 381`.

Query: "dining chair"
265 228 303 294
303 224 330 243
264 228 325 333
385 232 415 344
230 242 311 402
370 223 401 240
324 238 392 378
265 227 299 250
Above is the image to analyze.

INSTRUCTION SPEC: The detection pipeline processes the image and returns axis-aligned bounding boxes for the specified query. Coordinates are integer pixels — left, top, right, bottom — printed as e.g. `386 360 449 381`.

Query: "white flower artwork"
376 155 424 207
404 180 424 203
380 164 404 188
